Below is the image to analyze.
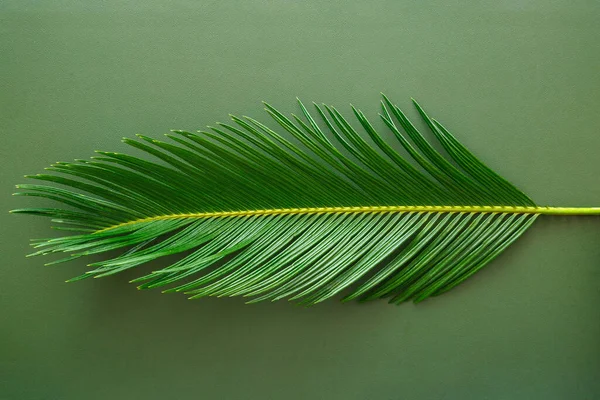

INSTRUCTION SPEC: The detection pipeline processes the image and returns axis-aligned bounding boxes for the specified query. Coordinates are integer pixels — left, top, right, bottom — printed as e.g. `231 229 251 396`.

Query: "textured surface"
2 1 600 399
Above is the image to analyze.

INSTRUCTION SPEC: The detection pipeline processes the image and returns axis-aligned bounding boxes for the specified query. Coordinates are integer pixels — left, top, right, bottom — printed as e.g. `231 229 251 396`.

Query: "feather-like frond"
12 95 551 305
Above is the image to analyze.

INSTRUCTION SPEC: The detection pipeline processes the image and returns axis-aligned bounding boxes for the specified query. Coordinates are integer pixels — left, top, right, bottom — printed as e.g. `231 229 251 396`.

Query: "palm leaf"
11 94 600 306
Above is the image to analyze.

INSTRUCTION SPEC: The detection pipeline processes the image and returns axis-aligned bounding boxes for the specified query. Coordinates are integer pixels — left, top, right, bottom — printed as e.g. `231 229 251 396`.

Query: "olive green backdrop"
2 1 599 399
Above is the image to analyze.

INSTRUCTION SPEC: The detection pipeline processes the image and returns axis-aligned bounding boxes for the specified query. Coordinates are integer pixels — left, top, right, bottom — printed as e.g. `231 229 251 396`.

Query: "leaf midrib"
95 205 600 233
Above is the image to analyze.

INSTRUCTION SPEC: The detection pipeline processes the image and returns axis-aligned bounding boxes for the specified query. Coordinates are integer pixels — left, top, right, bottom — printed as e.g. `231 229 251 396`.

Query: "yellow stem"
96 205 600 233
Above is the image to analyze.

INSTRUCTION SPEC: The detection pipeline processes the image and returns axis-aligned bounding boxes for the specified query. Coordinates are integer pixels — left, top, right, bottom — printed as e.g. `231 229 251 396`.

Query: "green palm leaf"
11 94 600 306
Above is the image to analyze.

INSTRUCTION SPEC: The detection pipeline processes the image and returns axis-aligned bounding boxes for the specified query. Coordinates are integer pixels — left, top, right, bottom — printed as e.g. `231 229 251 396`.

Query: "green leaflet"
12 94 590 306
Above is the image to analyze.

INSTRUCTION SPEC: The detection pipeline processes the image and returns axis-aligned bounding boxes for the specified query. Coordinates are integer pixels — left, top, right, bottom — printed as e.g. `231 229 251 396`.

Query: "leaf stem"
533 207 600 215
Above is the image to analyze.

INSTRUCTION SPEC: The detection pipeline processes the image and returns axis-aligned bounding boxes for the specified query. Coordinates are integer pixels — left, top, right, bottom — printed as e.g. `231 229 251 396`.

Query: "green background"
2 1 600 399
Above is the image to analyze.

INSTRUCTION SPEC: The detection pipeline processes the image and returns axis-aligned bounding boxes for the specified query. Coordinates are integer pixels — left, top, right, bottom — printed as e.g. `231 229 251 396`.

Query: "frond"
12 94 542 305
